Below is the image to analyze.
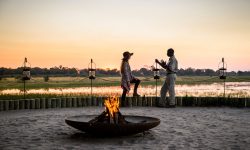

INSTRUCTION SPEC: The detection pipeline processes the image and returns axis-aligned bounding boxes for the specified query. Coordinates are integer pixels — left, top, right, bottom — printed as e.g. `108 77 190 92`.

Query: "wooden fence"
0 96 250 111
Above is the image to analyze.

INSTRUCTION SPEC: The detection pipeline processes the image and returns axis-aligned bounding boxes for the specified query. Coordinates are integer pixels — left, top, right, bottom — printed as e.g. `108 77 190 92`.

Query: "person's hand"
155 59 160 64
160 59 166 65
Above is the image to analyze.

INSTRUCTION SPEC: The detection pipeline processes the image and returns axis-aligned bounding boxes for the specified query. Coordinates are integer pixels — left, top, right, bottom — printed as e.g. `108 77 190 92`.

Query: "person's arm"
124 62 131 86
167 57 176 72
155 59 168 69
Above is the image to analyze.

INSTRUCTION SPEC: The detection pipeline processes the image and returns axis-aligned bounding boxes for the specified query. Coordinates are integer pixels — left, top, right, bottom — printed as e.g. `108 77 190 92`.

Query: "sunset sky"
0 0 249 71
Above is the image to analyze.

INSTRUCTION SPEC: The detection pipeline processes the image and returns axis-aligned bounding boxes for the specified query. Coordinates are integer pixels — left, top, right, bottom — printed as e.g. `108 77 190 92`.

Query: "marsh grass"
1 76 249 90
0 76 249 100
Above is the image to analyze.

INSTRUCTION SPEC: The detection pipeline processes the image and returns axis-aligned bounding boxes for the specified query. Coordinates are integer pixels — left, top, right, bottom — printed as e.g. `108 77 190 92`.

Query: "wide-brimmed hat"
123 51 133 58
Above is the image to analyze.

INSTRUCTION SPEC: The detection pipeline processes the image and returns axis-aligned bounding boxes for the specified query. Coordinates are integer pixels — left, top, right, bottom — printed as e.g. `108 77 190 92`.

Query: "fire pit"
65 97 160 136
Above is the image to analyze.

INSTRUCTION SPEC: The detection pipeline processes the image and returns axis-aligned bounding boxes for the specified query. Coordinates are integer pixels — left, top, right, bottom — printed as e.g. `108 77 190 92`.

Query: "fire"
89 96 126 125
104 96 120 118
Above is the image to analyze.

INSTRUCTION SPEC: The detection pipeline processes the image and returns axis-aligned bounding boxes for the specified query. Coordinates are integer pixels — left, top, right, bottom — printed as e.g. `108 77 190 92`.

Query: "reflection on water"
0 82 250 97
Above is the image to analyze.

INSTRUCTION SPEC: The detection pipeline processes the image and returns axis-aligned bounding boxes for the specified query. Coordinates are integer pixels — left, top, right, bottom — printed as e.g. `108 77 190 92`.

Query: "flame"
104 96 120 118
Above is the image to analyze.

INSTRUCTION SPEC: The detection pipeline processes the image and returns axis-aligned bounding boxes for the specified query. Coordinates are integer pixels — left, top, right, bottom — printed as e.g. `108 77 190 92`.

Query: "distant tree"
204 69 215 76
195 69 204 76
185 67 196 76
0 66 249 77
237 71 250 76
44 75 49 82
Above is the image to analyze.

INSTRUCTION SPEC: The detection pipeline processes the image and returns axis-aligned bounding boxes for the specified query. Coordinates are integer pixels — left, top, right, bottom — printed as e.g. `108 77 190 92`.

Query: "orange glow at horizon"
0 0 250 71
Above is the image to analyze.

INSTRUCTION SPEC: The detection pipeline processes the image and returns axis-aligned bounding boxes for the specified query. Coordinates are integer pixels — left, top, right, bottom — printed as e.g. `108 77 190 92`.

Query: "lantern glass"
219 69 226 79
89 69 96 79
23 68 31 80
154 69 160 79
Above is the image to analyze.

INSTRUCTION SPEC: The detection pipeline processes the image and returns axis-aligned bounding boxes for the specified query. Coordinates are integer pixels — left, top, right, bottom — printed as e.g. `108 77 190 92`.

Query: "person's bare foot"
133 93 140 97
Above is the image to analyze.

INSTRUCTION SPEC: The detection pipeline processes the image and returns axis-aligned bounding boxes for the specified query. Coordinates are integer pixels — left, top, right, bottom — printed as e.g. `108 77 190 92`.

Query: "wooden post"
231 98 236 107
132 96 137 106
218 96 225 106
191 97 195 106
146 97 152 107
238 98 245 108
246 98 250 107
137 97 142 106
66 97 72 108
206 97 211 106
30 99 36 109
24 99 29 109
213 97 218 106
176 97 180 106
56 98 61 108
92 97 97 106
35 98 40 109
72 97 76 107
77 97 82 107
195 97 199 106
142 96 147 106
4 100 9 111
196 97 201 106
152 97 157 107
98 97 103 107
0 101 4 111
19 99 25 110
182 97 186 106
40 98 46 109
14 100 19 110
87 97 92 106
128 97 132 107
46 98 51 108
51 98 56 108
61 97 66 108
9 100 14 110
81 97 87 107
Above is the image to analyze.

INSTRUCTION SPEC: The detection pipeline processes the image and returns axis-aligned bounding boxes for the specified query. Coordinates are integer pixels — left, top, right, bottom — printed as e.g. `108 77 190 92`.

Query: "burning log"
89 97 127 125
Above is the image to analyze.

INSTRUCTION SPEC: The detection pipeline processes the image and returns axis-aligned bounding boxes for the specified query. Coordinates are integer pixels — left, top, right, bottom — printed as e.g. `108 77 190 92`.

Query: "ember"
89 97 127 124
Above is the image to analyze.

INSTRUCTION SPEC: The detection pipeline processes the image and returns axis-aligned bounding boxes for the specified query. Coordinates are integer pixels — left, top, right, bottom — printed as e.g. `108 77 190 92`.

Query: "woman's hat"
123 51 133 58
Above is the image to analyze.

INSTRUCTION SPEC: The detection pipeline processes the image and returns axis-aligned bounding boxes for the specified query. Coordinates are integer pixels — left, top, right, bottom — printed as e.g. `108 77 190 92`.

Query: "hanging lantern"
22 57 31 80
153 60 160 79
88 59 96 80
218 58 227 79
153 68 160 79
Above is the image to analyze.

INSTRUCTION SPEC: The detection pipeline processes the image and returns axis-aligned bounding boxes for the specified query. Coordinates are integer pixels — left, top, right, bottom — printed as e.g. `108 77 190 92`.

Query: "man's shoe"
157 104 165 108
165 105 176 108
157 103 166 108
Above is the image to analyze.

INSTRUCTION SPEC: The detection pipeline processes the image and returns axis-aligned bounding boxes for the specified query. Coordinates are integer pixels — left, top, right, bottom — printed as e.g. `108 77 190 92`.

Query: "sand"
0 107 250 150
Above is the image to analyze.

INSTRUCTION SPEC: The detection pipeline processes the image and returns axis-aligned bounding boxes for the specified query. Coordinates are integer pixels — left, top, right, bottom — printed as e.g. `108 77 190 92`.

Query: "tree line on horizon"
0 66 249 78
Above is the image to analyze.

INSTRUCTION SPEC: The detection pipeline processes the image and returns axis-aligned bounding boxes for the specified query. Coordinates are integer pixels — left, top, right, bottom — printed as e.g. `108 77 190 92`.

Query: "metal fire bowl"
65 115 160 136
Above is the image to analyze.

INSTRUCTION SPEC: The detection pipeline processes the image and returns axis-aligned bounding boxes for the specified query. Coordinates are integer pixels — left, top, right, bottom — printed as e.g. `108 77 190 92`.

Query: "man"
120 51 141 102
156 48 178 108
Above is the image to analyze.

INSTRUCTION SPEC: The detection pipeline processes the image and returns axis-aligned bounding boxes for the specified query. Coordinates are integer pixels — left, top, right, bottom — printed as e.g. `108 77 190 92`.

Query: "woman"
120 51 141 102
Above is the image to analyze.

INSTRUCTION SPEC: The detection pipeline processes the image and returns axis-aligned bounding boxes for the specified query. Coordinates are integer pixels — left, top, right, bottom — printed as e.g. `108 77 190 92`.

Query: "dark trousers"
121 78 141 102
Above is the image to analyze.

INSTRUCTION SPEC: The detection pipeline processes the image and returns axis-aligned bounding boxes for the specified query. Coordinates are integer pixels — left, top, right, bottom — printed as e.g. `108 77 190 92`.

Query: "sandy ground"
0 107 250 150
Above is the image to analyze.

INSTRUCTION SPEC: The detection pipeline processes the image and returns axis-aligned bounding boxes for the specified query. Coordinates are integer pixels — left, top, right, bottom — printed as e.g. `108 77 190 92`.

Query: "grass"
0 76 249 90
0 76 249 100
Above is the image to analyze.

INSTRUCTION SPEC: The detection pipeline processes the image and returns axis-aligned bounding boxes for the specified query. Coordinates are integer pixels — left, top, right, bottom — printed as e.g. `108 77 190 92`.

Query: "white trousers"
160 74 176 105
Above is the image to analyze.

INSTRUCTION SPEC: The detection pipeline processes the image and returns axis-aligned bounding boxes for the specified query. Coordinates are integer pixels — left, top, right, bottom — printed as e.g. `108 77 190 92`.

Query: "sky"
0 0 250 71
